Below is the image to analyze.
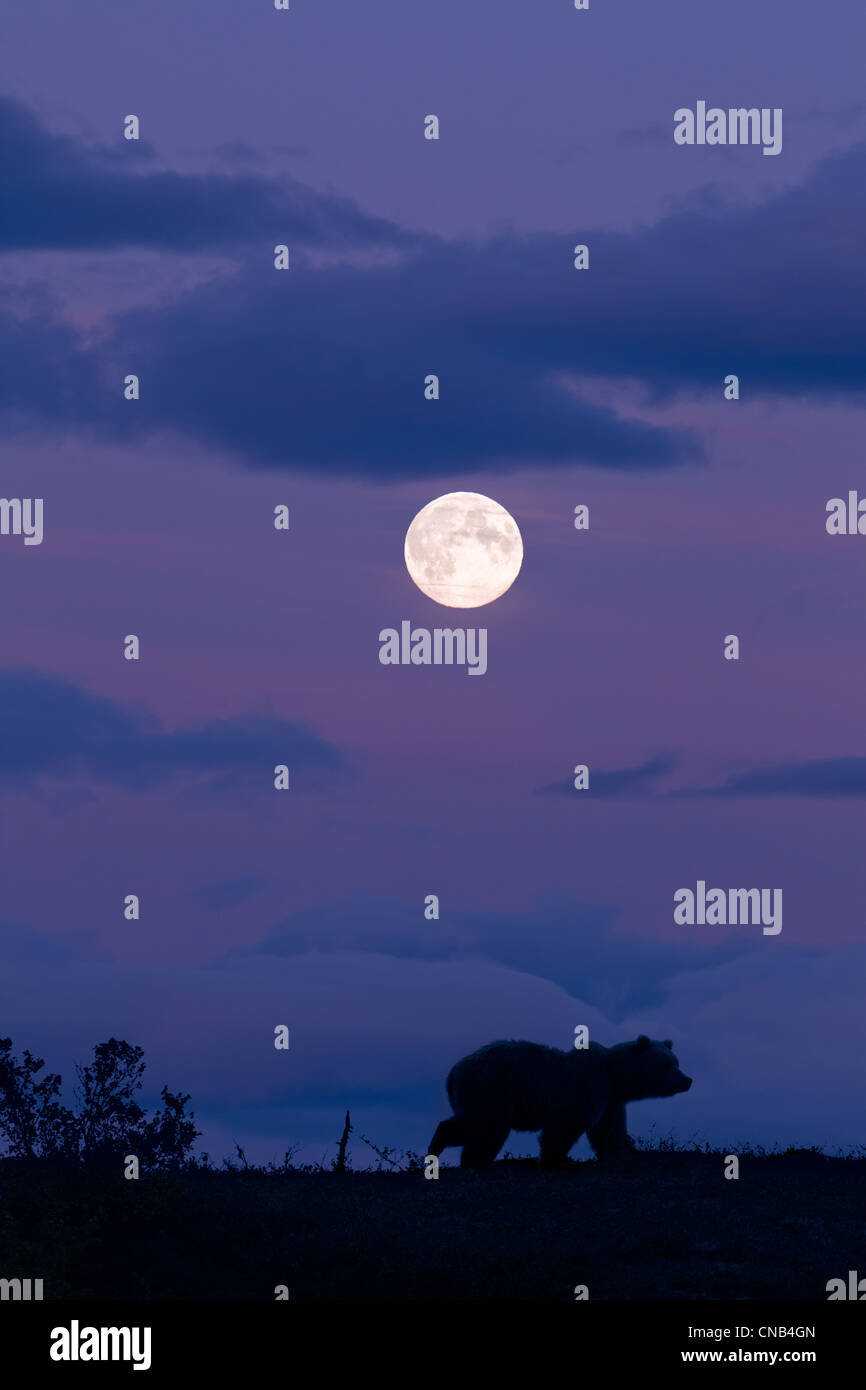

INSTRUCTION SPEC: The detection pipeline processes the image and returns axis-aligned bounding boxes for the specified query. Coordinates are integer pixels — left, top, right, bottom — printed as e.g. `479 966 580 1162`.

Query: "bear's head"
608 1036 692 1102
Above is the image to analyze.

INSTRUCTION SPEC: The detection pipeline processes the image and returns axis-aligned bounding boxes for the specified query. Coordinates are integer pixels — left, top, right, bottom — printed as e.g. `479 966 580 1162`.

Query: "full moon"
404 492 523 608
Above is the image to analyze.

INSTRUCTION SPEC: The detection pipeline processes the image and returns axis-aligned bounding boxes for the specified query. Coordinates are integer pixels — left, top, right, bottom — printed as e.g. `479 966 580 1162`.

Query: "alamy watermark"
379 620 487 676
674 103 782 156
674 880 782 935
0 498 43 545
827 1270 866 1300
50 1321 152 1371
0 1276 43 1300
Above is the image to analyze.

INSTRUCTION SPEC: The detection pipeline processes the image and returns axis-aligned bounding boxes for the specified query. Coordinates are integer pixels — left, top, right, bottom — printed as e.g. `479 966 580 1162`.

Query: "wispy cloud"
677 756 866 799
537 752 677 799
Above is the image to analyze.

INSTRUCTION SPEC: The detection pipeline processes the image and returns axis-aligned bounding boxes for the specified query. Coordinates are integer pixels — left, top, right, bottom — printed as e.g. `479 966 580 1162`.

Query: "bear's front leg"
539 1109 587 1168
460 1119 511 1168
587 1101 636 1159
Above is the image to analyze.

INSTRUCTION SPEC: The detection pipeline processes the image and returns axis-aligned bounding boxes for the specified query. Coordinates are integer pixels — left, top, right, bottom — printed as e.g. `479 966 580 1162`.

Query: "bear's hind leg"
429 1116 465 1156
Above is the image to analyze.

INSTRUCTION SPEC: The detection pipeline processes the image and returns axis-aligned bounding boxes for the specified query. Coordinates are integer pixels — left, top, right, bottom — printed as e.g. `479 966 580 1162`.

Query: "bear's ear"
663 1039 673 1049
635 1035 651 1051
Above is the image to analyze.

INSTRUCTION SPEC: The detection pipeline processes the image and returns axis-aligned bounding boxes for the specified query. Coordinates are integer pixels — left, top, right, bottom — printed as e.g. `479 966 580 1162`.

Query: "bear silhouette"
429 1036 692 1168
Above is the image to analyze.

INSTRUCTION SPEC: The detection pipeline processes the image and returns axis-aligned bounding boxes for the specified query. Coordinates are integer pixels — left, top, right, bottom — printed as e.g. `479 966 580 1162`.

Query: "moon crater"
404 492 523 608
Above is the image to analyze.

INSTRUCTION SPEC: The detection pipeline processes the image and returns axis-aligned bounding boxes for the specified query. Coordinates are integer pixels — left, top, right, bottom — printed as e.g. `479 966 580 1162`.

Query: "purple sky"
1 0 865 1162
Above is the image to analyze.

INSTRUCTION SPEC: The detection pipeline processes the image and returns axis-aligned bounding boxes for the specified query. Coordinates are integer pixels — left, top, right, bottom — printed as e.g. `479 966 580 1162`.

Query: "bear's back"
448 1039 611 1131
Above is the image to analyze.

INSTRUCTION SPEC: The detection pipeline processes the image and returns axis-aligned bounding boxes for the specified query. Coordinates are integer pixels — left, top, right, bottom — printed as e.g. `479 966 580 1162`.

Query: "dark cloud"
0 265 698 479
0 300 105 430
0 668 346 790
537 751 677 799
97 234 699 476
680 756 866 798
0 96 413 252
108 138 865 477
564 142 866 402
239 892 752 1021
3 113 866 477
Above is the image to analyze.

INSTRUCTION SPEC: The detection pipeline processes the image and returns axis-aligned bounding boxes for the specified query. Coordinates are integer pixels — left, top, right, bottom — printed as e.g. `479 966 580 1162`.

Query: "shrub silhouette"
0 1035 199 1170
0 1036 73 1159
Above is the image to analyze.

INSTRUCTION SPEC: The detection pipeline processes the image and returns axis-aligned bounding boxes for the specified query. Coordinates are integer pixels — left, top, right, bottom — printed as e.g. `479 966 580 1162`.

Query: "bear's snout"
678 1075 693 1092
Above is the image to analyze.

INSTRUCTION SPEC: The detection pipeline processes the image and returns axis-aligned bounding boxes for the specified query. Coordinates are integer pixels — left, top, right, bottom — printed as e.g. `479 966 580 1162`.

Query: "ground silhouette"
2 1036 861 1300
2 1145 863 1300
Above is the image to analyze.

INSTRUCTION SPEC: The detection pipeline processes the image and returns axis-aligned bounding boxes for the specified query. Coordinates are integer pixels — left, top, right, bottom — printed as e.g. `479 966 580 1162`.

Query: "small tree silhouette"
137 1086 200 1172
74 1039 147 1165
0 1035 199 1169
0 1038 75 1159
